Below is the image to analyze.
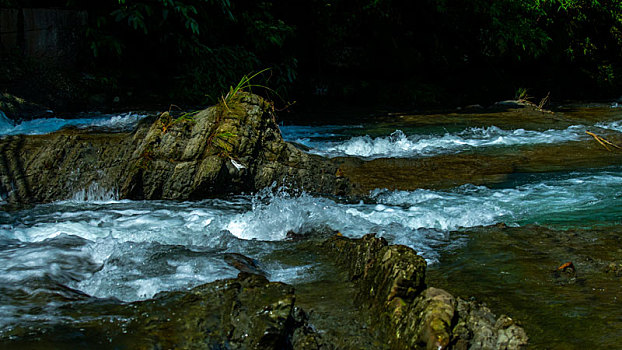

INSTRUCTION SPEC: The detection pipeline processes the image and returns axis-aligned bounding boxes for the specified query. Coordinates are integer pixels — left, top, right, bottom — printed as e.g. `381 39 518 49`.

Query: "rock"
134 272 297 349
224 252 268 277
412 287 456 349
0 93 350 204
1 272 325 349
291 307 334 350
452 299 528 350
322 234 528 349
0 130 137 203
0 92 53 121
553 261 578 284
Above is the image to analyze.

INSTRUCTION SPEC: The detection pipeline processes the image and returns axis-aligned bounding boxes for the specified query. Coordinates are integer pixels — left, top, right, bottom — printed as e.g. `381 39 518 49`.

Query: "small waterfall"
71 182 119 201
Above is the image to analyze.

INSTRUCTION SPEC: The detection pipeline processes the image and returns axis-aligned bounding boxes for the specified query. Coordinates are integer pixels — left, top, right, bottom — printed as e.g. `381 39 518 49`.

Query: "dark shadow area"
1 1 621 116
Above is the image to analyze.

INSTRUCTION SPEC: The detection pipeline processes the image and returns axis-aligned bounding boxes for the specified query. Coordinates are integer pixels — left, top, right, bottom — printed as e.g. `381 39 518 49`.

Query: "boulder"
129 272 299 349
0 93 350 204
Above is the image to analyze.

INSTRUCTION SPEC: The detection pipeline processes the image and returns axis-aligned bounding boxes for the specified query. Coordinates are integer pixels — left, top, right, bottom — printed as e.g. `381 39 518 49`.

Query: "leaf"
557 261 575 271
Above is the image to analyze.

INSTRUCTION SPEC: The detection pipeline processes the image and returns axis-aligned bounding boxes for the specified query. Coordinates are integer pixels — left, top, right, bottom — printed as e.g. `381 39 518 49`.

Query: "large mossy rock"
0 93 349 204
322 234 528 349
122 93 349 199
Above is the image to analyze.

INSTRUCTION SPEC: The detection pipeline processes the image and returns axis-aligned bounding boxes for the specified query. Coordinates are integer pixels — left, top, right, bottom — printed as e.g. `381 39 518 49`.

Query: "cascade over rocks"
0 235 528 349
0 93 350 204
0 93 529 349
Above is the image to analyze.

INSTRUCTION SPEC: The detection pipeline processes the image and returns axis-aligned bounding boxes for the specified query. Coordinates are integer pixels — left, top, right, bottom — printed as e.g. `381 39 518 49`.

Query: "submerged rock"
0 93 349 204
427 225 622 348
224 252 269 277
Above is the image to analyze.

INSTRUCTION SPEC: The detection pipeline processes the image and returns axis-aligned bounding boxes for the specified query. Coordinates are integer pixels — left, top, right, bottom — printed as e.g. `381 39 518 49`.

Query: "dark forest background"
2 0 622 112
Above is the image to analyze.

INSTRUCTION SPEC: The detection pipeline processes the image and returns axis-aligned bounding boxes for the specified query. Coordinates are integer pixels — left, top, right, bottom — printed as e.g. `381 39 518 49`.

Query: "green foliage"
222 68 272 104
0 0 18 7
66 0 622 105
515 87 530 101
176 45 262 104
71 0 296 104
159 110 197 133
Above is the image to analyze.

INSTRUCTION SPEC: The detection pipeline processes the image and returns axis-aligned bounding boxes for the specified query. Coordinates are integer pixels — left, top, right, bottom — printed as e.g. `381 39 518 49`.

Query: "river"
0 103 621 348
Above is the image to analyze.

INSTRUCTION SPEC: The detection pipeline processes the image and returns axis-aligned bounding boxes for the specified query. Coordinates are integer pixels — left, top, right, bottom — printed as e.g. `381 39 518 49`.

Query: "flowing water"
1 106 622 348
0 112 148 135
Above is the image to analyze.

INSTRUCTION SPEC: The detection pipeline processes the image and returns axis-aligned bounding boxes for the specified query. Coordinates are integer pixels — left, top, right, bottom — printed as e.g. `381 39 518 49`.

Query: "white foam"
596 120 622 133
294 125 589 158
0 168 620 321
0 112 147 136
371 170 622 227
70 183 119 202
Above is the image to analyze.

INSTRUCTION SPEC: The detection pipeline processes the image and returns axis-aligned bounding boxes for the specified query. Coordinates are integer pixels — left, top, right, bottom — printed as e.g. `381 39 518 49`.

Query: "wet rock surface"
0 93 349 204
1 273 319 350
321 234 528 349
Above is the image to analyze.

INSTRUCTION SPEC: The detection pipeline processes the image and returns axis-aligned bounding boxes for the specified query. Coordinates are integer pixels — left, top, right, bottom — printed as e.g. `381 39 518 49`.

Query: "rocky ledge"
1 234 528 349
0 93 349 204
3 272 320 349
322 234 528 349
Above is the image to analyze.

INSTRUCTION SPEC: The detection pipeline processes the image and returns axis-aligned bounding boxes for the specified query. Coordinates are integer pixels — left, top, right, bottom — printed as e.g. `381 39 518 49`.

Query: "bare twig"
586 131 621 151
537 92 550 110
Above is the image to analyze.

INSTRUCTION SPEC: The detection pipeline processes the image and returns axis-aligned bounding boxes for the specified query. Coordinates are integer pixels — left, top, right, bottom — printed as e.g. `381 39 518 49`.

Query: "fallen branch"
586 131 621 151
